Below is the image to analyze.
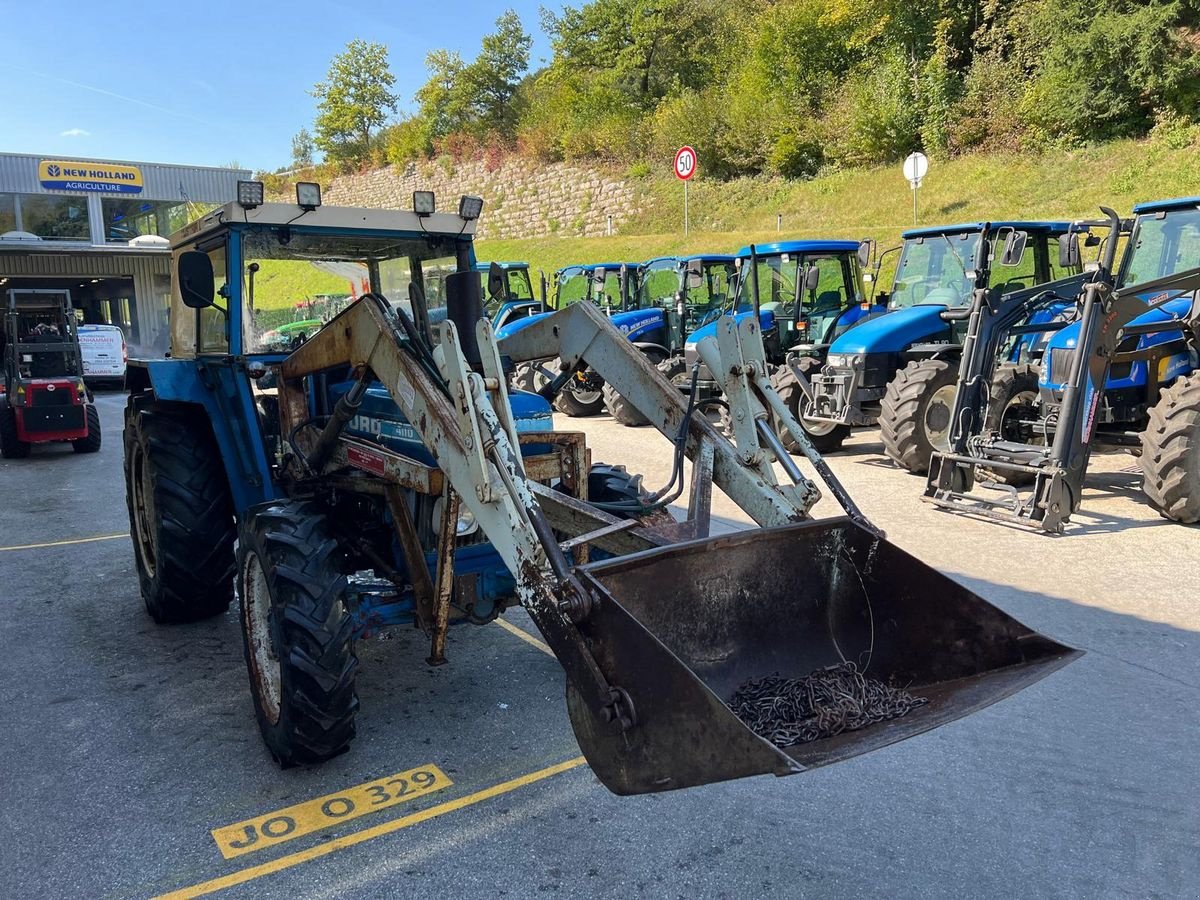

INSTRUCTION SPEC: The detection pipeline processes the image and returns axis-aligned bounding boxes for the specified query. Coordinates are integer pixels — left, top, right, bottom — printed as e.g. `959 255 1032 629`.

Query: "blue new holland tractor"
600 253 738 426
121 184 1077 791
926 200 1200 531
504 261 639 416
796 221 1083 462
681 240 886 449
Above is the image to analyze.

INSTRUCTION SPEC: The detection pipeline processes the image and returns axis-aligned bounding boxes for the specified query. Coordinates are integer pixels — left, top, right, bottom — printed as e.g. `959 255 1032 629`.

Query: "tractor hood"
609 308 666 341
495 310 552 341
684 308 776 349
331 381 553 465
827 305 949 355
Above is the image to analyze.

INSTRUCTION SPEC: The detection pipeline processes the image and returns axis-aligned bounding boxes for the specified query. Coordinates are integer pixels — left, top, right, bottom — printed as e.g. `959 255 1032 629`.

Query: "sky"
0 0 559 172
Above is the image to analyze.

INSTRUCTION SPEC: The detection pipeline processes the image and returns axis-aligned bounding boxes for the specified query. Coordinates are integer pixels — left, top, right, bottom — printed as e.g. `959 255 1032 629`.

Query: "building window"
0 194 15 233
0 192 90 240
102 198 188 243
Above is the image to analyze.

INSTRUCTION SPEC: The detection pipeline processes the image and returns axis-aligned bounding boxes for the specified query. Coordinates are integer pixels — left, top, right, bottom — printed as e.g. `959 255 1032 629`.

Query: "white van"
78 324 127 387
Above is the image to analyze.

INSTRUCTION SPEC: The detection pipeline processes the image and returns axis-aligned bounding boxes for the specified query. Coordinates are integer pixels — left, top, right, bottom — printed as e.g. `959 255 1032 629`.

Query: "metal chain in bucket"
728 662 928 747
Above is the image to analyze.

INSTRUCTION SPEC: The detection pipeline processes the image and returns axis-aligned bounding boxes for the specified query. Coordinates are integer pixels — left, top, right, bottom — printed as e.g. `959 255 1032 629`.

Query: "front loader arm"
278 295 628 724
499 300 820 523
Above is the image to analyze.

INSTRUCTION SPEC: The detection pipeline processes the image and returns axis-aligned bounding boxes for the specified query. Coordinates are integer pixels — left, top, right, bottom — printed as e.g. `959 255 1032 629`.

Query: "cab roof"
557 262 640 274
472 261 528 272
170 201 478 249
1132 197 1200 215
643 254 738 267
736 240 860 256
902 221 1072 239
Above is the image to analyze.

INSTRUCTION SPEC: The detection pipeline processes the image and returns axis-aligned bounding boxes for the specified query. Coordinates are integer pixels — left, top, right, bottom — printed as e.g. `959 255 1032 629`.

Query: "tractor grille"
23 405 85 434
1049 348 1076 383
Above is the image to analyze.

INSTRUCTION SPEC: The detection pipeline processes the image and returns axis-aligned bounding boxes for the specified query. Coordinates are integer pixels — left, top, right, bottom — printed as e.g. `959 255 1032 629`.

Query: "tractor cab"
734 240 883 358
474 261 539 331
638 255 738 350
1040 198 1200 409
0 288 100 458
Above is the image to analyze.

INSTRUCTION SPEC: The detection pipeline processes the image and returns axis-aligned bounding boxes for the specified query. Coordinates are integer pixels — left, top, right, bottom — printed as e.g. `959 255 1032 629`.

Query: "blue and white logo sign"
39 159 144 194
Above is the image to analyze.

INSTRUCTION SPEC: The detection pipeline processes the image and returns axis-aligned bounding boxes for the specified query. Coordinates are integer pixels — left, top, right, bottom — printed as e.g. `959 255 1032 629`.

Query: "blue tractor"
797 221 1083 462
474 260 540 331
926 199 1200 531
681 240 886 449
600 254 738 426
504 261 641 416
120 186 1077 789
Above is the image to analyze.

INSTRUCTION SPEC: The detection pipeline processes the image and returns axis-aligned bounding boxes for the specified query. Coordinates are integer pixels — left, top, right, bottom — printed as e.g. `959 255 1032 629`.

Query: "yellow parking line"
494 617 554 657
0 532 126 552
154 756 587 899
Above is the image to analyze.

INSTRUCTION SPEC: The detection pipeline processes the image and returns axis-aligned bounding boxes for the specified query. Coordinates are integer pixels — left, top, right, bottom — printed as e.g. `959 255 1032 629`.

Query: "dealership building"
0 153 249 353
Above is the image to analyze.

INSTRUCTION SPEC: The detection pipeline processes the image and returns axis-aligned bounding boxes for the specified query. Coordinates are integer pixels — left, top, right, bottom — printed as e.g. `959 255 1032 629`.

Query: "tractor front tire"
71 404 103 454
981 364 1040 486
880 359 959 475
603 352 673 427
124 397 235 623
1140 372 1200 524
511 359 552 394
555 370 605 417
238 501 359 767
772 357 850 454
0 400 31 459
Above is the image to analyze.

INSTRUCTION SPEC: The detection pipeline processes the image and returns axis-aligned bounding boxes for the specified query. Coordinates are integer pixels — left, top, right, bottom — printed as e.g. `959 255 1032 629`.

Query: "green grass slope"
477 137 1200 283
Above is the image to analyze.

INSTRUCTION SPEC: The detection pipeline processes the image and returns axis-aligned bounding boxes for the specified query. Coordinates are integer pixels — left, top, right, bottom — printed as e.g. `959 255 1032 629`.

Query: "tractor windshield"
239 227 469 354
480 266 534 314
553 266 625 311
889 232 981 309
1120 208 1200 288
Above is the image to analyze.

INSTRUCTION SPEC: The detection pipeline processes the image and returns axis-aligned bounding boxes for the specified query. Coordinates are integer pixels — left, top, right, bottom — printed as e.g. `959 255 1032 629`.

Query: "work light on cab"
237 180 264 210
413 191 436 216
458 195 484 221
296 182 322 210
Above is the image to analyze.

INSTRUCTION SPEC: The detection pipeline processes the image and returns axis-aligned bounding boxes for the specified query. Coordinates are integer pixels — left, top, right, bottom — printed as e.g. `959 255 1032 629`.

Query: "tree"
291 128 314 168
414 11 533 140
311 39 399 166
460 10 532 134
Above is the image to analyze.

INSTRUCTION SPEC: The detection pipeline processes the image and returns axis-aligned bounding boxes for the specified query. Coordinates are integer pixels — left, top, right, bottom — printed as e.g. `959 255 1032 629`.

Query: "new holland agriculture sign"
38 160 144 194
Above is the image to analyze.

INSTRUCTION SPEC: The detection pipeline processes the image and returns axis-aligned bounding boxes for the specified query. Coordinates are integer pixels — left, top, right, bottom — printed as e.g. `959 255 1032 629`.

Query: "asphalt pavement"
1 393 1197 899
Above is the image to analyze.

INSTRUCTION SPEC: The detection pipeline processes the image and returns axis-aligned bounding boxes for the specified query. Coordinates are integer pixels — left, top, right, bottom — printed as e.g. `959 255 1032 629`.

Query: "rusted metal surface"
385 485 436 632
427 488 459 666
565 518 1079 794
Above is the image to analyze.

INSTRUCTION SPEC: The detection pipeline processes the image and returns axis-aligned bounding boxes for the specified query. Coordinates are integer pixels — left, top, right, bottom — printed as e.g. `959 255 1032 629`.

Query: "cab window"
198 245 229 354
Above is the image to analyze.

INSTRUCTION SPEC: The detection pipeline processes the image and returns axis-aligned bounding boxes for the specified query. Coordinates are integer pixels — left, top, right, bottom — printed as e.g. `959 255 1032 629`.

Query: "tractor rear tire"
772 357 850 454
981 364 1040 486
880 359 959 475
237 500 359 767
0 400 31 459
71 404 102 454
1140 372 1200 524
124 397 235 623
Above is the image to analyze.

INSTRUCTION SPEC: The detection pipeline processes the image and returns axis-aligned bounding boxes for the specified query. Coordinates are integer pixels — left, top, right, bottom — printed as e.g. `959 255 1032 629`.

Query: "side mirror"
592 267 607 287
999 230 1029 267
804 265 821 292
487 262 506 301
1058 234 1081 269
178 250 215 309
857 240 873 267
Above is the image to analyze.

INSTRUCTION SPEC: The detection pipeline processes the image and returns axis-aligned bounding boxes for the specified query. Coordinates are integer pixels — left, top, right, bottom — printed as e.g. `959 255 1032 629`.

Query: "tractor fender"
905 342 963 361
630 341 671 360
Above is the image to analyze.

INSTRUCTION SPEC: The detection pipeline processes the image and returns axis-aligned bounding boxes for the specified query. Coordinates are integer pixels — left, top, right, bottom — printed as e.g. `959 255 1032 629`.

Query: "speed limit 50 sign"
674 146 697 181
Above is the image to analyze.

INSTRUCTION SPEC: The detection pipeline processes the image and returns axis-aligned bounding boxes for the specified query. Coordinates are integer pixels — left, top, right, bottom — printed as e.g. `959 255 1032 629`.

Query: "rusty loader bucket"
566 518 1079 795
